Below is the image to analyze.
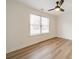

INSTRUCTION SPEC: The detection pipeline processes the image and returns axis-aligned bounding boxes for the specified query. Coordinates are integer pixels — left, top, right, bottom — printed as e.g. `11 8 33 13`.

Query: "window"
41 17 49 33
30 14 49 35
30 14 40 35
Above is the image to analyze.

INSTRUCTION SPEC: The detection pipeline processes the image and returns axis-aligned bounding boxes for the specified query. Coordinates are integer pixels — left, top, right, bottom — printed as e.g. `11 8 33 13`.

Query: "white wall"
56 0 72 40
6 0 56 53
56 12 72 39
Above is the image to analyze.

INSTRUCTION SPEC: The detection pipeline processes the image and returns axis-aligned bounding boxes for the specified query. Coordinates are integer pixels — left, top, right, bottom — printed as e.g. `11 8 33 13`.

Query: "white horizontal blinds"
30 14 40 35
30 14 49 36
41 17 49 33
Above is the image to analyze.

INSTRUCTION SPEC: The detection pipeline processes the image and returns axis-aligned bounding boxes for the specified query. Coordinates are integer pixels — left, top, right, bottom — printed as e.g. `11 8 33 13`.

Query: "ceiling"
16 0 72 15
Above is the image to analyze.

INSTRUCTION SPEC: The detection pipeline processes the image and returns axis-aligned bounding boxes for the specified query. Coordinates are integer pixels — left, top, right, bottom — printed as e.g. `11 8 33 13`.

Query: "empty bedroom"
6 0 72 59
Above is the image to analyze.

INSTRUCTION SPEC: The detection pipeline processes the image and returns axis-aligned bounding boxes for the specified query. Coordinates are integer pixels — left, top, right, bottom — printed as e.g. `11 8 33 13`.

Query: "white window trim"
30 14 49 36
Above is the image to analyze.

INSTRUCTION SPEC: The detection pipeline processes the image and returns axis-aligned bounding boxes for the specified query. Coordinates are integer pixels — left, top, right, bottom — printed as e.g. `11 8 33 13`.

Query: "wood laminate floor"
7 37 72 59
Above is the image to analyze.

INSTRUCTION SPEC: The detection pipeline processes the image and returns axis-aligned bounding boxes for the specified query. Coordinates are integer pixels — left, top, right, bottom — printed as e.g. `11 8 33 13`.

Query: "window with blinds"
30 14 49 35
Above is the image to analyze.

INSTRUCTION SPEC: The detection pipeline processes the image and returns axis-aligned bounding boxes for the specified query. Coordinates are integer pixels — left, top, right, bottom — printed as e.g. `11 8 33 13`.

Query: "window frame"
30 14 49 36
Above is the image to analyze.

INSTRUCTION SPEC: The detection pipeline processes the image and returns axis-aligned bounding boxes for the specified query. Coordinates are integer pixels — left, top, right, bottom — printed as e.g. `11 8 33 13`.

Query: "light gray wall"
56 13 72 39
56 0 72 40
6 0 56 53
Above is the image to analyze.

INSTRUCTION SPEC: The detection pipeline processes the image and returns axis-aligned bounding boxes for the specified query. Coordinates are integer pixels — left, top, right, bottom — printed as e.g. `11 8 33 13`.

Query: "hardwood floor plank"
6 37 72 59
